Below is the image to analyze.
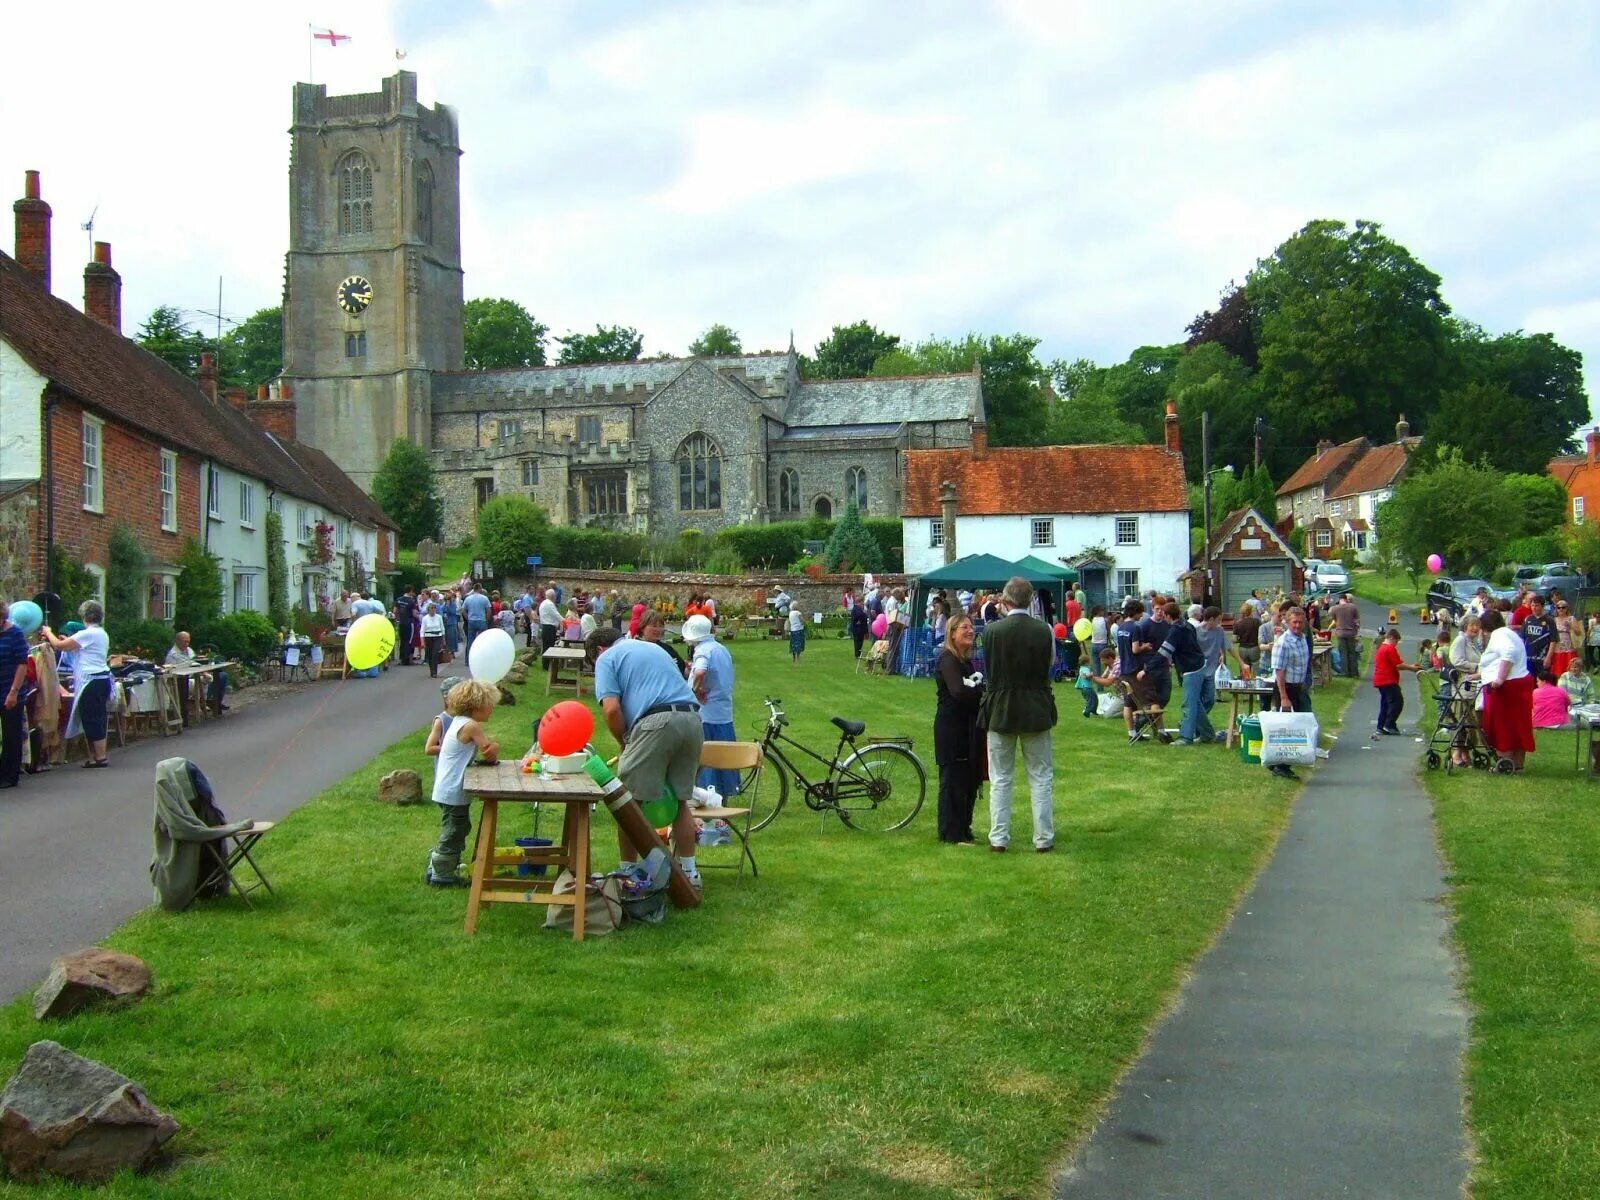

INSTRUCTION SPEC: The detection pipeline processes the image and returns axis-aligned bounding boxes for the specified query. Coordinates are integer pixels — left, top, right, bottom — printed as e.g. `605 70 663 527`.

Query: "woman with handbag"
933 613 984 845
420 600 446 678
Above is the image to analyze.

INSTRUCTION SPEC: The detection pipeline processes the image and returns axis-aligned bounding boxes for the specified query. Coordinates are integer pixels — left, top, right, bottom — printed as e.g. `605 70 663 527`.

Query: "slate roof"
1276 437 1368 496
0 250 394 532
786 374 980 429
777 423 903 441
431 353 793 402
1325 439 1417 499
902 444 1187 518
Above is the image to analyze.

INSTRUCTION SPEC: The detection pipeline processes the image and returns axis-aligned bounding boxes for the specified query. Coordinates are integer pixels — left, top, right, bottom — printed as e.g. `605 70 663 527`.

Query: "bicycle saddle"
831 717 866 737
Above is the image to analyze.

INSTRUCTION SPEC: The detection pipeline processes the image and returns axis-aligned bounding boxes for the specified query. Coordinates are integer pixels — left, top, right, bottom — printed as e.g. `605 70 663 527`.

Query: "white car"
1306 560 1350 593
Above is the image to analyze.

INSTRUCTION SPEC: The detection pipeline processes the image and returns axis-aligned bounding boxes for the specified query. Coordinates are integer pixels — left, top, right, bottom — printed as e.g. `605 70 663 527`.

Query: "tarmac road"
0 664 451 1003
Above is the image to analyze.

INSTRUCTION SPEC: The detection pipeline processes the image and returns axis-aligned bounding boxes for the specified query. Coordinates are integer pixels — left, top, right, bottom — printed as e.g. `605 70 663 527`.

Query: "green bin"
1237 714 1263 765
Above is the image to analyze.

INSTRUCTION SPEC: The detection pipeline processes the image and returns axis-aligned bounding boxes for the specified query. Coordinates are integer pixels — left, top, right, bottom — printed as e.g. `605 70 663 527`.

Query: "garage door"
1222 560 1291 613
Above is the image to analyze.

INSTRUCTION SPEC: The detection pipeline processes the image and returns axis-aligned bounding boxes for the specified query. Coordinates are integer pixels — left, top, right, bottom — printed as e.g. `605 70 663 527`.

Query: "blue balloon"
8 600 42 634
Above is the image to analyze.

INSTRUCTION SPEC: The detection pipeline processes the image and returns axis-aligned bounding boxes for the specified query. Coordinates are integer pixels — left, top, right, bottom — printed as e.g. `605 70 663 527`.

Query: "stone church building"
278 72 983 543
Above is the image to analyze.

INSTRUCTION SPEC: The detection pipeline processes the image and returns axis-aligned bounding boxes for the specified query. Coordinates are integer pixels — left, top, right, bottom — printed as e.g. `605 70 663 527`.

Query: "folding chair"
1116 679 1171 745
693 742 763 881
151 757 275 911
195 821 276 907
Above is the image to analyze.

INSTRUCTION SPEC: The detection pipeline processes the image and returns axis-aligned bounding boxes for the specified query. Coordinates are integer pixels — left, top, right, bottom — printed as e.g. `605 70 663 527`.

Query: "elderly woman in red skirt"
1478 609 1535 771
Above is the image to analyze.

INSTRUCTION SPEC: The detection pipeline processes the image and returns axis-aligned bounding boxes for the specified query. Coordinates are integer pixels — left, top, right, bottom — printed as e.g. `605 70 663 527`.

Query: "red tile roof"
1 250 394 531
1276 438 1368 496
1326 440 1416 499
902 444 1187 517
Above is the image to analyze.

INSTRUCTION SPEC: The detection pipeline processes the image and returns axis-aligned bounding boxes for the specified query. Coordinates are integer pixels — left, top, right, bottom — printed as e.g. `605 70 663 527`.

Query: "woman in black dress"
934 613 985 844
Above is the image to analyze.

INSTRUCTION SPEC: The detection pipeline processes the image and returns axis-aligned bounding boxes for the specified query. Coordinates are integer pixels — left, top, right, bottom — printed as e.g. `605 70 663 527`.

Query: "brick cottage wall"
503 567 909 618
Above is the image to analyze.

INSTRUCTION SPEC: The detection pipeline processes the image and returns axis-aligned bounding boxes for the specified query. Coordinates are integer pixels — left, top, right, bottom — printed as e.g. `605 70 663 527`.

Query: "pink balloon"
1426 553 1443 573
871 614 888 639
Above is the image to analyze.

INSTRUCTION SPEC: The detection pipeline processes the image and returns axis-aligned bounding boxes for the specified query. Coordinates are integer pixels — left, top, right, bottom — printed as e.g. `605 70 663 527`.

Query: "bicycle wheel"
833 743 926 832
740 757 789 832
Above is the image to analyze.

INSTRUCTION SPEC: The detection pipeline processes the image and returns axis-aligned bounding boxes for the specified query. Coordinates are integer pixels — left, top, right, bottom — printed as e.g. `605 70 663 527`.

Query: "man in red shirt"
1373 628 1420 735
1064 592 1082 630
1509 589 1531 630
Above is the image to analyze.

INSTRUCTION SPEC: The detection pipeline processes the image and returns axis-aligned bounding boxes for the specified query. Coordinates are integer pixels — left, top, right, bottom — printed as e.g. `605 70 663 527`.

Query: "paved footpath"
1058 666 1469 1197
0 664 450 1002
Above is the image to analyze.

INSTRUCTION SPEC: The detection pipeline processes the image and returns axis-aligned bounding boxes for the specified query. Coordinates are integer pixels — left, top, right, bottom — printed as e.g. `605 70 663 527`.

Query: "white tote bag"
1257 711 1319 767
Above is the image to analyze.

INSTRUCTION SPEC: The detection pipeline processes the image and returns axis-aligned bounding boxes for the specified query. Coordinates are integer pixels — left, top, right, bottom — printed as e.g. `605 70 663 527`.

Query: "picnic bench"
1220 681 1278 748
162 660 240 730
542 645 588 696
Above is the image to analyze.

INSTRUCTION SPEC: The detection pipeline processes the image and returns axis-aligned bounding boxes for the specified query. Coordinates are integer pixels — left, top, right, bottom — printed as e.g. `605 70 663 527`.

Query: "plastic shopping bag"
1257 711 1319 767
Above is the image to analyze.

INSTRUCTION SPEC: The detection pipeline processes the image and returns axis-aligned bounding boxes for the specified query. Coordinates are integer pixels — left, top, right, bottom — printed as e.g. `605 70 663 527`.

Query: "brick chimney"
224 386 249 411
1587 426 1600 465
1396 413 1410 442
197 352 218 401
1164 400 1181 453
245 378 298 442
939 480 958 565
82 241 121 332
971 424 987 460
13 170 51 291
1316 438 1334 458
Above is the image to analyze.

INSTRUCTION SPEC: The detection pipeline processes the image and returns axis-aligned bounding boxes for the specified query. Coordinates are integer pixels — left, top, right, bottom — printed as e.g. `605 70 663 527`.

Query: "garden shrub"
824 504 885 573
108 618 175 659
201 610 280 664
1502 535 1563 568
174 538 224 635
715 523 807 569
50 546 98 617
105 524 149 625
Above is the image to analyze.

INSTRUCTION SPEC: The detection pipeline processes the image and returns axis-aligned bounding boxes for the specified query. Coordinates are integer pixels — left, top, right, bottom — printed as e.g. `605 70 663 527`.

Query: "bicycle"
739 697 926 832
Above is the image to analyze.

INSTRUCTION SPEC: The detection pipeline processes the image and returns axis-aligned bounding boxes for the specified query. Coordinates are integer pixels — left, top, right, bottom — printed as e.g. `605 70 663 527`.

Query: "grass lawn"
0 637 1353 1199
1422 723 1600 1200
397 541 476 587
1349 567 1427 608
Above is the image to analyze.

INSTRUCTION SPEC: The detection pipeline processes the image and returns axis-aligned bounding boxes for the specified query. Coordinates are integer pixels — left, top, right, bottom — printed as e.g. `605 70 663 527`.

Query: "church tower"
281 71 463 489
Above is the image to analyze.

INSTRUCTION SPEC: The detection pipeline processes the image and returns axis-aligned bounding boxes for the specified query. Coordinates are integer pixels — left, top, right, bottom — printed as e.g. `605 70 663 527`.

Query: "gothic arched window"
677 433 722 511
845 466 868 514
338 151 374 236
778 468 799 513
415 160 434 244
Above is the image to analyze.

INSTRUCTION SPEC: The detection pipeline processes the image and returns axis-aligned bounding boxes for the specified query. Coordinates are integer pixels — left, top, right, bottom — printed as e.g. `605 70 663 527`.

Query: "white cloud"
2 0 1595 413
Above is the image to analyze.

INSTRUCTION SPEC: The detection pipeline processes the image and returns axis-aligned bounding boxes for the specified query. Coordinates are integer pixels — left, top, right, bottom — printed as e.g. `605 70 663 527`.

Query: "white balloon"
467 628 516 684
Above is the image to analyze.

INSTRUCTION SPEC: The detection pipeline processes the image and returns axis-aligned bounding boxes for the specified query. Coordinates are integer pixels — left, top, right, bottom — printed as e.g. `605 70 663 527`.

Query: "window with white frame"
207 466 222 519
159 449 177 531
298 505 312 544
233 572 256 613
930 519 944 548
156 575 176 622
1114 516 1138 546
239 480 255 527
1115 568 1140 598
81 416 103 511
1031 517 1054 547
218 566 230 613
84 563 105 603
1316 530 1332 548
1576 496 1586 524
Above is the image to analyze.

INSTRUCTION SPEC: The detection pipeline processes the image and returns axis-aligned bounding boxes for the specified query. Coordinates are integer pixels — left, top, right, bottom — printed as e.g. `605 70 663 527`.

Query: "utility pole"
1202 411 1213 604
1253 415 1265 471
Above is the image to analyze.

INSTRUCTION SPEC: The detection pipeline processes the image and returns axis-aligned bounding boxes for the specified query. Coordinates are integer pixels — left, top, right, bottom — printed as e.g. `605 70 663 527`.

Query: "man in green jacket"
978 576 1058 853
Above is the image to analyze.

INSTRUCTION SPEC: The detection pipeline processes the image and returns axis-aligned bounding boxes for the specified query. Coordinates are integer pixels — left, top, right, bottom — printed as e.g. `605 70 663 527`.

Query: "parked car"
1425 577 1496 619
1305 560 1350 593
1511 562 1590 600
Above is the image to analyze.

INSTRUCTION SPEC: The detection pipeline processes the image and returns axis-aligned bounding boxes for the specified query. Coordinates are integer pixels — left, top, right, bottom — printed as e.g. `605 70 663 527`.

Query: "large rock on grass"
515 649 539 666
32 950 150 1022
504 663 528 685
497 685 517 707
0 1041 178 1184
376 769 424 807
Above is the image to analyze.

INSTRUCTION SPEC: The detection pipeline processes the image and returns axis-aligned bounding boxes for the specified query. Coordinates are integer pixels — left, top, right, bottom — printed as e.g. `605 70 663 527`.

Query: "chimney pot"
1396 413 1411 442
224 386 248 411
971 425 988 460
82 239 121 333
1164 401 1181 454
196 352 218 401
1588 427 1600 465
13 169 52 291
258 384 269 401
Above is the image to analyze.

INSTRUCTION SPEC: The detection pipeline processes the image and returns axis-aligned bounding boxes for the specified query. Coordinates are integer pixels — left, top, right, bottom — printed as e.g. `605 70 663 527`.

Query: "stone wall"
504 566 909 618
0 485 39 601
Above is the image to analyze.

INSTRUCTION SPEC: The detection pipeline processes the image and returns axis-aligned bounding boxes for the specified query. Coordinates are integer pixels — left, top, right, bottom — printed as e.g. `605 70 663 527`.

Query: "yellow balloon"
1072 617 1093 641
346 612 395 671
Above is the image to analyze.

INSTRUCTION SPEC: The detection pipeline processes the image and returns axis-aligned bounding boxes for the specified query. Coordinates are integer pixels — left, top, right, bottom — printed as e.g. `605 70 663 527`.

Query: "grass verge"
1423 723 1600 1199
1349 567 1426 608
0 638 1353 1199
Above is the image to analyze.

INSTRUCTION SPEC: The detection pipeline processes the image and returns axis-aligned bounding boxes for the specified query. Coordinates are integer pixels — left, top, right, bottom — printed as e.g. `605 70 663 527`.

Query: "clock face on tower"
337 275 373 315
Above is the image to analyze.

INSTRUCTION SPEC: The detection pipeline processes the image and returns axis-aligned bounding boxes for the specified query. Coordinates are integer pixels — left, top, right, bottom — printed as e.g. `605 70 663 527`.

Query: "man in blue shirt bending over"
461 584 491 653
587 626 705 888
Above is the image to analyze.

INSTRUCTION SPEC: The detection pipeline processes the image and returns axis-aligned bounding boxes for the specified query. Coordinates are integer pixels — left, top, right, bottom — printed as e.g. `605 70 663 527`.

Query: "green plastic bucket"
1238 715 1263 765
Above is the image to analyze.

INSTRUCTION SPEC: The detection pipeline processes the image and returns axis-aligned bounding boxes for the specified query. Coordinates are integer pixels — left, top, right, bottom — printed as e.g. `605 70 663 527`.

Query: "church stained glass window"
677 434 722 512
338 151 374 236
778 468 799 513
845 466 867 513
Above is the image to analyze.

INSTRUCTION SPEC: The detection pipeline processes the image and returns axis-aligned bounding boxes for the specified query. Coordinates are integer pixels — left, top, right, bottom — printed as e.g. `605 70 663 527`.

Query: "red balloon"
1053 623 1068 639
538 701 594 757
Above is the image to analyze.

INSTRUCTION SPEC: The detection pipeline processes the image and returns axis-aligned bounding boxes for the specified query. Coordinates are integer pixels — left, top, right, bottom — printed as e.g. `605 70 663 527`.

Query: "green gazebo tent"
911 554 1066 627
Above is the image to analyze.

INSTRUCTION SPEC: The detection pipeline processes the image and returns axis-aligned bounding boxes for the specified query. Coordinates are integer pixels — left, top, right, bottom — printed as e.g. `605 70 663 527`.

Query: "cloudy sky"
4 0 1597 405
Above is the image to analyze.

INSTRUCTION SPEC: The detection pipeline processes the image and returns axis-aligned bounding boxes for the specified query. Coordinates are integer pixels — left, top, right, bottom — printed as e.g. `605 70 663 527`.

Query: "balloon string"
235 675 348 807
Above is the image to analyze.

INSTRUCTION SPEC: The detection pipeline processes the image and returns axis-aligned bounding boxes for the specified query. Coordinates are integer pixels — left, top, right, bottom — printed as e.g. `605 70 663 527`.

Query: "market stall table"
461 763 599 939
162 660 240 729
542 646 588 696
1310 643 1334 686
1220 681 1279 748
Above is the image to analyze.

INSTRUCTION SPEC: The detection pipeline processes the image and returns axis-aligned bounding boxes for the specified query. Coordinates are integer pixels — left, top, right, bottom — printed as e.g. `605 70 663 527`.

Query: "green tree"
265 509 290 628
1502 472 1569 537
872 333 1049 447
219 306 283 393
1430 328 1589 474
105 525 150 625
1045 359 1144 445
803 321 900 380
50 546 98 618
823 503 884 573
688 324 742 357
476 495 551 578
1247 219 1452 478
464 298 548 370
173 538 223 634
135 305 208 378
1249 464 1279 524
370 439 442 549
1560 520 1600 577
1185 284 1258 368
556 324 642 365
1167 342 1260 480
1374 450 1523 576
1069 345 1185 443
